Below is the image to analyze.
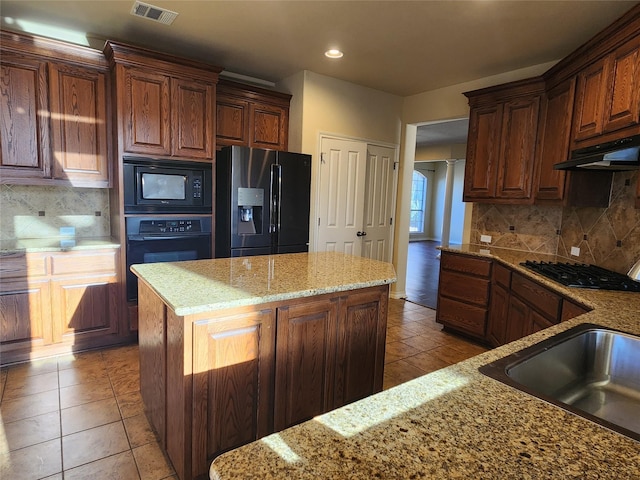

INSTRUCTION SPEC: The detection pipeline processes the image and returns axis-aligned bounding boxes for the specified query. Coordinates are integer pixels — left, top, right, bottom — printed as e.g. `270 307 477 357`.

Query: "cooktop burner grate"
520 261 640 292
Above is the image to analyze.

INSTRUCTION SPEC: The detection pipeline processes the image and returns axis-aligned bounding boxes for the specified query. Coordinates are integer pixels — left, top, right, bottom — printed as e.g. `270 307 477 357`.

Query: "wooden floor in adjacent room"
0 298 487 479
405 240 441 309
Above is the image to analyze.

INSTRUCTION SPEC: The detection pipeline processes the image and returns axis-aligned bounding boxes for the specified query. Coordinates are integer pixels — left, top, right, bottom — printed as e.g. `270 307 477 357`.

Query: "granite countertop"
209 247 640 480
0 236 120 254
131 251 397 316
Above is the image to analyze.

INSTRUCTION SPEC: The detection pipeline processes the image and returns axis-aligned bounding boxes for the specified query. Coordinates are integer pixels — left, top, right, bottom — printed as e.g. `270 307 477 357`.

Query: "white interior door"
316 138 367 255
361 145 397 262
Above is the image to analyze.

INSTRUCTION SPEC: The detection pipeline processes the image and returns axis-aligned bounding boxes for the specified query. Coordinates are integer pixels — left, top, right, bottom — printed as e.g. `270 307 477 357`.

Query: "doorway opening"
404 119 468 309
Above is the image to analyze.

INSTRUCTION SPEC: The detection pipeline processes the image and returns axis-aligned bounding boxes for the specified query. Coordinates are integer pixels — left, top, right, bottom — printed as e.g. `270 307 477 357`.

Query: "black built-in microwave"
123 157 212 214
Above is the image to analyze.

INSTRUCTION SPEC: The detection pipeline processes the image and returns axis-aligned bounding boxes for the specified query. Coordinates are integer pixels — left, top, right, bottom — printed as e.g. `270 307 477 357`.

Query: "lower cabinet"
439 252 593 348
139 283 389 480
0 278 52 352
0 248 123 365
191 307 276 468
436 251 492 341
274 297 339 431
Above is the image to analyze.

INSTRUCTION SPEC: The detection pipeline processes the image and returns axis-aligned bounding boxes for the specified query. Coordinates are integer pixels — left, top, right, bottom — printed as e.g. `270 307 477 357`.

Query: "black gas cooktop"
520 261 640 292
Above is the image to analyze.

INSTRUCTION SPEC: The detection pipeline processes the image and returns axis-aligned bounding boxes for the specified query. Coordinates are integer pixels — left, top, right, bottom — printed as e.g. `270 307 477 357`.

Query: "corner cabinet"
0 30 111 187
217 79 291 151
104 41 221 162
463 78 544 203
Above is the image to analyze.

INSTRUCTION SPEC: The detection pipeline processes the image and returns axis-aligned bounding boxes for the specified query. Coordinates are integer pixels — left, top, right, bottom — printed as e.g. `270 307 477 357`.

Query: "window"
410 171 427 233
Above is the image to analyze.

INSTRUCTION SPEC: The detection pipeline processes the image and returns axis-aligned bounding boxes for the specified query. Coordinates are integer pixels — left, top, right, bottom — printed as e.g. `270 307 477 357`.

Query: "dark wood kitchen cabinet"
533 79 576 203
217 79 291 151
463 78 544 203
572 35 640 146
0 30 112 187
105 41 221 162
190 306 276 467
0 248 123 366
486 262 511 347
138 280 389 480
274 285 387 431
48 62 111 186
117 66 215 160
274 297 339 431
437 251 492 341
0 54 51 181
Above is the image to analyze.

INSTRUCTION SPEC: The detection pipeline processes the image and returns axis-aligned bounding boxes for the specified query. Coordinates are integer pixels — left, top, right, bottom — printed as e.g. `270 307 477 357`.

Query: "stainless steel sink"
479 324 640 441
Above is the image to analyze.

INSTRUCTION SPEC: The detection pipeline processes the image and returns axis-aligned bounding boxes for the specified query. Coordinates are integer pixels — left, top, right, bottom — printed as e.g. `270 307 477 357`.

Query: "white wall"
278 61 559 299
278 70 404 253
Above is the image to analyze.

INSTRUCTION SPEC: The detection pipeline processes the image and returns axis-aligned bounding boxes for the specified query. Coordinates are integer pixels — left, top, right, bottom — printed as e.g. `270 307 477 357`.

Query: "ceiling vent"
130 1 178 25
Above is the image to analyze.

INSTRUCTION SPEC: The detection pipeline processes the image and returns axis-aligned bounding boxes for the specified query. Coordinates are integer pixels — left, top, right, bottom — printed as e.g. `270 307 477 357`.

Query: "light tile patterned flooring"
1 298 487 479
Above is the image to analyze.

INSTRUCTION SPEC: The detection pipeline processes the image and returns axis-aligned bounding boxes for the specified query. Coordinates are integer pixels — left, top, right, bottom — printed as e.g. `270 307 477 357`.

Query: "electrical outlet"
480 235 492 244
570 246 580 257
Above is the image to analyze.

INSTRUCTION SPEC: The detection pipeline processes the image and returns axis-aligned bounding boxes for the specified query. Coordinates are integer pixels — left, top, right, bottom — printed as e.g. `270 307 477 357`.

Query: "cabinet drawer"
439 270 491 307
441 253 491 278
437 296 487 337
493 263 512 289
50 249 118 275
0 252 48 278
511 273 561 320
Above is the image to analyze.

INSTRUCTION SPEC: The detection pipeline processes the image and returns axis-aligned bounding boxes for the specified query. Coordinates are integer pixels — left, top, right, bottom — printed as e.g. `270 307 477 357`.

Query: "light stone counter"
0 236 120 254
131 251 397 316
209 247 640 480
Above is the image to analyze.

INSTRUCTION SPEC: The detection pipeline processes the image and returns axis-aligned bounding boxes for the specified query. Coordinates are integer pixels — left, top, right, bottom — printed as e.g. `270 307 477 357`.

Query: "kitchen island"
131 252 396 480
209 247 640 479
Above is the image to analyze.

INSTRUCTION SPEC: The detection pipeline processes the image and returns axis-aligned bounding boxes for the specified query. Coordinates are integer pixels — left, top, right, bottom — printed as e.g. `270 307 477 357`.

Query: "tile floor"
0 298 487 479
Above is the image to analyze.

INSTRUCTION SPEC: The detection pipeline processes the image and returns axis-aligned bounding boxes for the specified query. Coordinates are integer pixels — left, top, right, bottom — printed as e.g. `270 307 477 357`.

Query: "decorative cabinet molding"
0 30 111 187
463 78 544 204
217 79 291 151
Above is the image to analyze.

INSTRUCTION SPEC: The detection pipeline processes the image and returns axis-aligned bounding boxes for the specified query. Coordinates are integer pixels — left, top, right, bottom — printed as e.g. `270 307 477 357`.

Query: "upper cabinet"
0 30 111 187
217 79 291 151
465 5 640 206
104 41 221 162
463 78 544 203
572 36 640 146
0 54 50 180
48 63 110 186
532 78 575 203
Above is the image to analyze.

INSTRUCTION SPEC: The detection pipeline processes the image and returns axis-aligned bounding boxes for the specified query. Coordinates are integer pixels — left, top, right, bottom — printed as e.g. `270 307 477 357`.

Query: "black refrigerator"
215 146 312 258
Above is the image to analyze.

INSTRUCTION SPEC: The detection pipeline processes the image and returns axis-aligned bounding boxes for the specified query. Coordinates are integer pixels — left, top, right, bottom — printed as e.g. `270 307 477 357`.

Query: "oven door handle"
128 235 210 241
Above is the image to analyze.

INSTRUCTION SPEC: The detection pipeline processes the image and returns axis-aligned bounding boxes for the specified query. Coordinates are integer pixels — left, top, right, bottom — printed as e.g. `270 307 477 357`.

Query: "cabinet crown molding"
103 40 222 82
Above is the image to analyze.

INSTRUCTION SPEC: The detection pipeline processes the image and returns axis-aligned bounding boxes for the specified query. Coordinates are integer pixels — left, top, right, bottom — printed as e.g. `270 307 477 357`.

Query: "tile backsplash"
0 185 110 240
470 170 640 274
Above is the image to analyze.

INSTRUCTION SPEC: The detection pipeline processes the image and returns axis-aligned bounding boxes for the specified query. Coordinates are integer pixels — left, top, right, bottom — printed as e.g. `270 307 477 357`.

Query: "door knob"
356 231 367 237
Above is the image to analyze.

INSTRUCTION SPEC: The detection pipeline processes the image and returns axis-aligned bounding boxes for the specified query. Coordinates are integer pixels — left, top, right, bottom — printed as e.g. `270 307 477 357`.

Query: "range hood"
554 135 640 171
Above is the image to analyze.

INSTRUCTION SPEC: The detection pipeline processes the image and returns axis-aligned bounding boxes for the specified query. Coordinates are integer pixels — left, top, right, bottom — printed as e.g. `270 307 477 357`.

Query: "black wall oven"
126 217 212 301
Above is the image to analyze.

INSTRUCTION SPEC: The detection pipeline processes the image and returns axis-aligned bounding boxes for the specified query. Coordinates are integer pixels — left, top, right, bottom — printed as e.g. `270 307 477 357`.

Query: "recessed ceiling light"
325 49 344 59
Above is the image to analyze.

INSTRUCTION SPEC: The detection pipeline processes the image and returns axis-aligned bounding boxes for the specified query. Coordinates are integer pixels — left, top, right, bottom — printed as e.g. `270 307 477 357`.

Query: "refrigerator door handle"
269 163 280 235
275 163 282 234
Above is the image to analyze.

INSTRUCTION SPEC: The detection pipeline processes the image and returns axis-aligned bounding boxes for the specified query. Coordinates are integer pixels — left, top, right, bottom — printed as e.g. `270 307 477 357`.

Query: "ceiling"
1 0 637 146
